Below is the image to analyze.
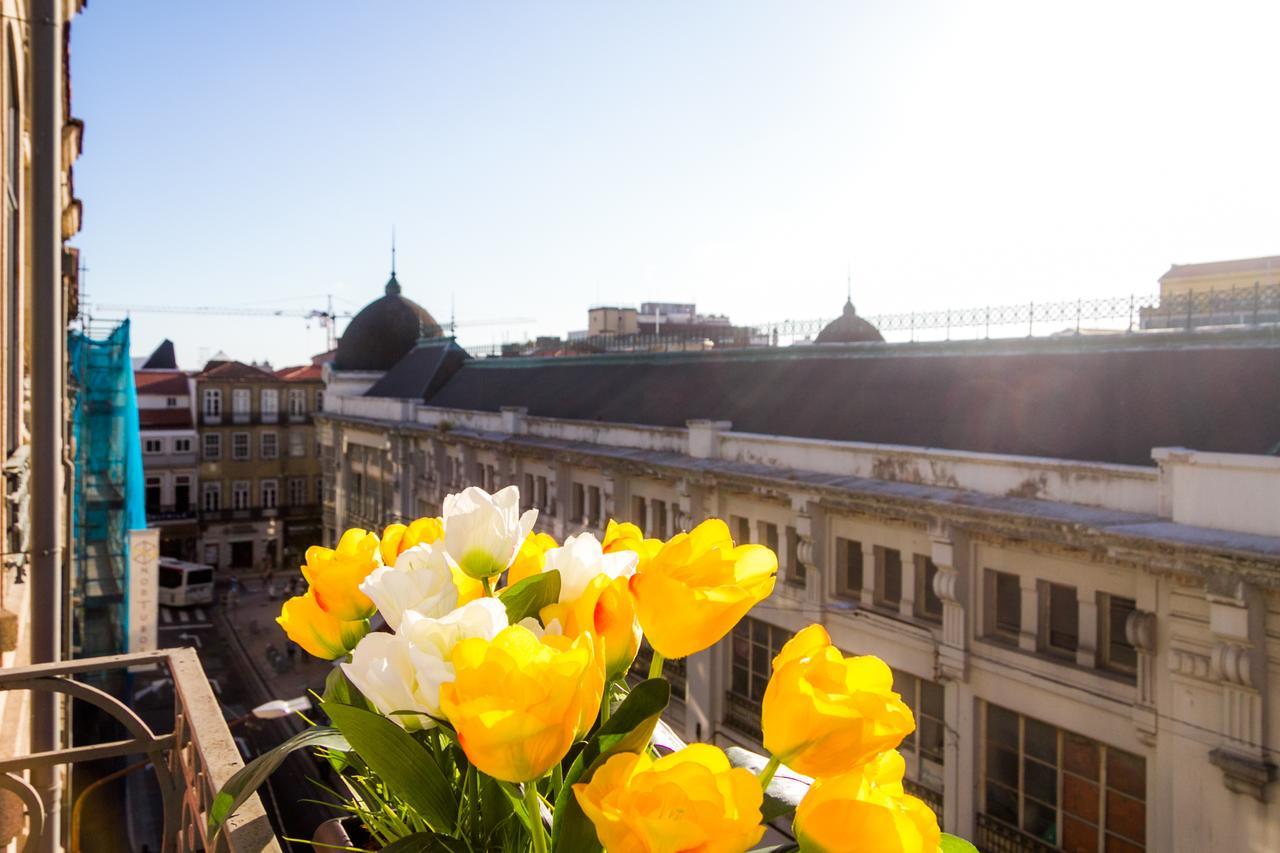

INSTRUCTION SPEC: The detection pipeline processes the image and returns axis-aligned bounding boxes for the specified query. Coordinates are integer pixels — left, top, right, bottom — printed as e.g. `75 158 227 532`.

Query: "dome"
333 274 444 371
814 297 884 344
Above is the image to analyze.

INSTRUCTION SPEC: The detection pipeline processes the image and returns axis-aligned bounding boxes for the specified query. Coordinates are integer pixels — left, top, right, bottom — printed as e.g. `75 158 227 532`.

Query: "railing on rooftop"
461 284 1280 357
0 648 280 852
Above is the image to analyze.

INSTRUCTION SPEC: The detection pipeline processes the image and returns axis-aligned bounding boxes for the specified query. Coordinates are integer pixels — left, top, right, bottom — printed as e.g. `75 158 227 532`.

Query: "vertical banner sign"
128 528 160 653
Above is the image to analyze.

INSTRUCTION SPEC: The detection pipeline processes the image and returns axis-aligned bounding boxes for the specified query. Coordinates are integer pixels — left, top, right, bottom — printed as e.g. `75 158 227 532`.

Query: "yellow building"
1158 254 1280 297
194 360 324 570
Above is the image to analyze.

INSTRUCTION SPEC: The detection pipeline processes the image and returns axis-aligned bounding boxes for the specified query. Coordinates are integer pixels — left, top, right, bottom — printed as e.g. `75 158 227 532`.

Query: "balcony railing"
904 778 944 826
975 813 1058 853
146 504 197 522
0 648 280 852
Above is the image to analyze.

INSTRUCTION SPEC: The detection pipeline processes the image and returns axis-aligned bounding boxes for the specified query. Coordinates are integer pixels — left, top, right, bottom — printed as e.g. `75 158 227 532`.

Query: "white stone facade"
318 391 1280 851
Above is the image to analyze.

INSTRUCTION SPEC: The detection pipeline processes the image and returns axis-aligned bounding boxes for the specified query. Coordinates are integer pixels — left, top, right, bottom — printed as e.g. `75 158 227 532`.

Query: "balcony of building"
0 648 280 851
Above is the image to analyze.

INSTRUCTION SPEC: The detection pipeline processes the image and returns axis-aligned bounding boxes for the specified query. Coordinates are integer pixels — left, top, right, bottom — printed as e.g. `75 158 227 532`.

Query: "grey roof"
140 339 178 370
422 330 1280 466
814 298 884 344
365 339 470 399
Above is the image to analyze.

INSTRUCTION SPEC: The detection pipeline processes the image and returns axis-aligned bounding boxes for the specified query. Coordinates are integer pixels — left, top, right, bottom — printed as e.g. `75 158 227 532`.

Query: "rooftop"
1160 254 1280 281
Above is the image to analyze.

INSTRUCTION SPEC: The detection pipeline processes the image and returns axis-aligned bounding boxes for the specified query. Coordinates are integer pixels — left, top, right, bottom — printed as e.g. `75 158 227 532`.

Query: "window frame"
231 432 251 461
260 430 278 460
202 432 222 461
875 545 903 609
201 481 222 512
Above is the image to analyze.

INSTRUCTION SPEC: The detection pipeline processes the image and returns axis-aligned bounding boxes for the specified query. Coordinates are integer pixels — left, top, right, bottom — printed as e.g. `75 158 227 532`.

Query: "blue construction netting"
68 319 146 657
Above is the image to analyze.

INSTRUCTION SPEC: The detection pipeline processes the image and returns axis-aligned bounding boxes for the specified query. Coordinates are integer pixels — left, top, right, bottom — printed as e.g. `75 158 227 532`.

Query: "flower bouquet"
210 485 974 852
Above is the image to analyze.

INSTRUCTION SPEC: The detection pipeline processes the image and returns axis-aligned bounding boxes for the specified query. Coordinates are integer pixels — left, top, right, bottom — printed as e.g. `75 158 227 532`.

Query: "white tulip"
358 543 458 631
399 598 510 721
543 532 638 603
341 632 436 731
442 485 537 580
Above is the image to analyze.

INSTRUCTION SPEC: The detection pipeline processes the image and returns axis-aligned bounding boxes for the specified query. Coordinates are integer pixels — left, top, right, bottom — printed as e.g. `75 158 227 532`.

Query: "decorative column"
929 520 972 837
1205 576 1274 800
1126 608 1158 744
1018 574 1039 653
789 495 821 604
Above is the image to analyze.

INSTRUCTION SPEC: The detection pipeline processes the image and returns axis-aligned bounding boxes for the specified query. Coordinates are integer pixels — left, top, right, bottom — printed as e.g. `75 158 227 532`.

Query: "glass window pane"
1022 796 1057 842
1063 815 1100 853
922 680 945 718
1025 717 1058 764
882 548 902 603
1063 772 1100 824
1105 790 1146 844
1106 749 1146 800
1048 583 1079 652
920 717 945 763
987 745 1019 787
1024 757 1057 804
751 619 767 644
731 665 748 696
1105 833 1145 853
1064 733 1100 780
987 704 1019 748
985 782 1017 825
995 571 1021 633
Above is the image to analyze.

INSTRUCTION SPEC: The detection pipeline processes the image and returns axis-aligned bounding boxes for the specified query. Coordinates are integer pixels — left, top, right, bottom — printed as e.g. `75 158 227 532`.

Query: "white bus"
157 558 215 607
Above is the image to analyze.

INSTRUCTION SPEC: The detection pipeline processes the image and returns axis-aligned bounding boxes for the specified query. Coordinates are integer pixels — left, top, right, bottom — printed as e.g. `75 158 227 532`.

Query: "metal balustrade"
0 648 281 852
975 812 1058 853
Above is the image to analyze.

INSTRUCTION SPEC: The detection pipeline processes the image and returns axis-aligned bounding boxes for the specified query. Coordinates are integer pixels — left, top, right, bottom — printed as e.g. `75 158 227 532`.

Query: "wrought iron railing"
0 648 281 852
975 812 1058 853
904 778 944 826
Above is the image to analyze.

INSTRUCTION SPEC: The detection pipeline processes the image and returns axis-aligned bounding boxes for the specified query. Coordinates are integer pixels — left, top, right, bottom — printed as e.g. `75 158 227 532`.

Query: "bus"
157 558 215 607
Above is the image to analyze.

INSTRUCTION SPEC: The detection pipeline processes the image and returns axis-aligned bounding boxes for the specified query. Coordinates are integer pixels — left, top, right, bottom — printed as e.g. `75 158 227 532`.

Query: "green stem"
647 651 665 681
524 781 548 853
758 755 782 792
600 679 614 724
552 761 564 798
482 575 495 597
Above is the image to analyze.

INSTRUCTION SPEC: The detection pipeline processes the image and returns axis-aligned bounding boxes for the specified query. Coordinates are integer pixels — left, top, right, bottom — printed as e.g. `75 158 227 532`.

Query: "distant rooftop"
1160 254 1280 281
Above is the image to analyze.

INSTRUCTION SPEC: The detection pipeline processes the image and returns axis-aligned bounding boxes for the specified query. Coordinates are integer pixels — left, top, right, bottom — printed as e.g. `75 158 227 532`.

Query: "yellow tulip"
762 624 915 778
439 625 604 783
451 564 486 606
505 531 558 586
541 573 640 680
794 751 940 853
628 519 777 659
601 519 663 564
573 744 765 853
302 528 382 621
276 590 369 660
379 516 444 567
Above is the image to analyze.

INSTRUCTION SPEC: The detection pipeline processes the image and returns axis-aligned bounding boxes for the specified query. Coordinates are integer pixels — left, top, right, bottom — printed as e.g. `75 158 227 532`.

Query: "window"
315 389 324 411
231 480 250 510
202 482 222 512
316 476 325 505
289 430 306 457
730 515 751 544
1099 594 1138 676
523 473 535 509
835 537 864 599
143 437 164 454
785 525 805 586
174 475 191 511
202 388 222 417
987 570 1021 641
653 501 669 538
632 496 648 528
288 388 306 417
202 433 222 460
145 476 161 513
287 477 307 506
231 432 250 460
1041 582 1079 657
231 388 251 422
173 437 191 453
166 396 178 407
876 546 903 608
536 475 548 511
982 703 1146 851
261 479 278 509
260 431 278 459
572 483 585 522
915 555 943 623
587 485 601 527
261 388 279 423
758 521 778 561
727 618 793 738
894 669 945 802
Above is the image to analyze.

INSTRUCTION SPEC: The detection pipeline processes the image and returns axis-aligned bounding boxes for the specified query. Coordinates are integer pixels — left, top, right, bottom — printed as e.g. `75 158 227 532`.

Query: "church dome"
333 273 444 371
814 297 884 344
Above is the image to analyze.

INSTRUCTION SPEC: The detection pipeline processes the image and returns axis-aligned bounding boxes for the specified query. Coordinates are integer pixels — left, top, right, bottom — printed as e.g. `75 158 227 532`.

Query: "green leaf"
940 834 979 853
497 569 561 624
724 746 811 823
323 702 459 834
322 664 376 712
379 832 470 852
208 726 350 839
551 678 670 853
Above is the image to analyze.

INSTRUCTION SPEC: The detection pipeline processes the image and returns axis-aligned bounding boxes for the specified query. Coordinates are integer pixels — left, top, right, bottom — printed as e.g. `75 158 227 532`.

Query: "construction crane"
88 297 533 351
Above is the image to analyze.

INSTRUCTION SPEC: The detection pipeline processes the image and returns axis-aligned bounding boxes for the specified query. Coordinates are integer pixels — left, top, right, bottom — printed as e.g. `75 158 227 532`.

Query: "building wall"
1159 261 1280 298
319 389 1280 851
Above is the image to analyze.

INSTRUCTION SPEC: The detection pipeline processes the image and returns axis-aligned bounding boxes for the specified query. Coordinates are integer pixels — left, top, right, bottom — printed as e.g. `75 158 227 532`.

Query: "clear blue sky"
71 1 1280 369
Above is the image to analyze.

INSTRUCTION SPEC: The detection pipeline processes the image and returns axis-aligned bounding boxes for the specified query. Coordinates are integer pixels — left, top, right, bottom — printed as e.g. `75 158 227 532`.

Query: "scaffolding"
68 319 145 657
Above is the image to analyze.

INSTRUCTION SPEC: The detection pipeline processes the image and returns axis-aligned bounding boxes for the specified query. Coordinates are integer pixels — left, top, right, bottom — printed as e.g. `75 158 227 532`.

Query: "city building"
135 339 199 560
319 289 1280 850
1142 254 1280 330
195 358 324 570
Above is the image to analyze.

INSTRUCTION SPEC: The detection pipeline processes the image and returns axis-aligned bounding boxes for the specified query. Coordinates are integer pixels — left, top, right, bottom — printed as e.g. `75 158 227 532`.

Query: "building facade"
194 359 323 570
135 346 199 560
318 317 1280 852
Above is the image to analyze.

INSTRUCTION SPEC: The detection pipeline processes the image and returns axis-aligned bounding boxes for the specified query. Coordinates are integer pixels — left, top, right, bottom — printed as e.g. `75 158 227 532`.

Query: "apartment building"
135 340 199 559
317 291 1280 851
195 359 323 569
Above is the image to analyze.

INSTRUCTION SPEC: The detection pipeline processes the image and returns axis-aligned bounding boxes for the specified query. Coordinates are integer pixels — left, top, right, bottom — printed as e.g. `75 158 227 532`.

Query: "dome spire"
386 227 401 295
